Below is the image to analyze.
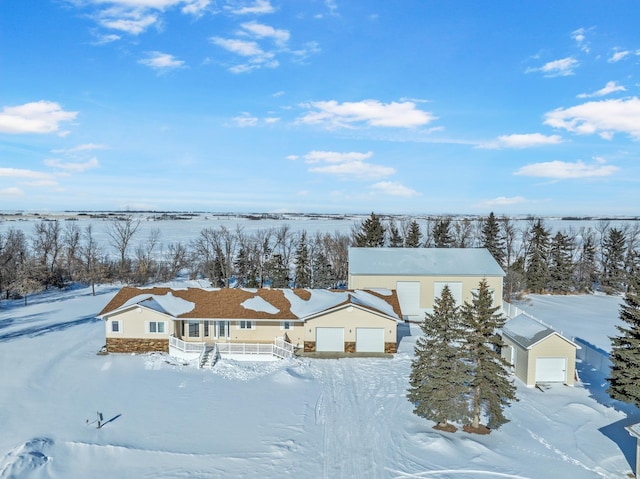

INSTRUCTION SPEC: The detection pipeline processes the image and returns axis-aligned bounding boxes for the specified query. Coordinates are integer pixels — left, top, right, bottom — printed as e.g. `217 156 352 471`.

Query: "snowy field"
1 283 639 478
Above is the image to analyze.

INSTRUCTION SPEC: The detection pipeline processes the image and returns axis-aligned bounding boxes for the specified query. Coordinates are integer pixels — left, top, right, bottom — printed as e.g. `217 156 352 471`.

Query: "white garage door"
535 357 567 383
396 281 421 316
356 328 385 353
316 327 344 352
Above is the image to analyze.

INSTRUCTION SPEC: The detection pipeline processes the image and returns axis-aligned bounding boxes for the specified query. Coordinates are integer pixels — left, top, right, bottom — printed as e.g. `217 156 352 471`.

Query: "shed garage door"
535 357 567 383
396 281 421 316
316 327 344 352
356 328 385 353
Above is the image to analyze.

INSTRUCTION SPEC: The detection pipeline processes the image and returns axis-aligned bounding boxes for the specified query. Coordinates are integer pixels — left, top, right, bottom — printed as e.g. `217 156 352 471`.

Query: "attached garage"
316 327 345 352
501 313 578 387
356 328 385 352
535 357 567 383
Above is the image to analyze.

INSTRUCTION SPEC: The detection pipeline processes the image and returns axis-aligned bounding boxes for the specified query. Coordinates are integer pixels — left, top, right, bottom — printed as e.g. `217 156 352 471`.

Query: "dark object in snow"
433 423 457 433
463 424 491 435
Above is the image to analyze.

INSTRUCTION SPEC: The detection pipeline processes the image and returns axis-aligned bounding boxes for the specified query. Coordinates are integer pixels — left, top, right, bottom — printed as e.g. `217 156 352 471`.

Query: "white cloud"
240 22 289 45
571 28 590 52
544 97 640 139
44 157 100 173
303 151 373 164
0 168 54 180
0 101 77 134
232 112 259 127
139 51 186 71
0 187 23 198
99 11 158 35
480 196 528 207
514 160 618 179
577 81 626 98
526 57 578 77
608 50 630 63
227 0 274 15
298 99 437 129
370 181 419 197
52 143 107 154
302 150 394 180
264 117 280 124
480 133 563 149
211 36 279 72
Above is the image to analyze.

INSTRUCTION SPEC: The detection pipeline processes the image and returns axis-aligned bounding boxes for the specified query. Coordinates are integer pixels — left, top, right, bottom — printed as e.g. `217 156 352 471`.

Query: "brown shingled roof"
99 287 402 321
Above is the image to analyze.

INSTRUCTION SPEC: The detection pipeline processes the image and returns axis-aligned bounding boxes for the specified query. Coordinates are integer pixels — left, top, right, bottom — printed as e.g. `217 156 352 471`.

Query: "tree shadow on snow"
397 321 412 344
0 315 101 342
577 360 640 472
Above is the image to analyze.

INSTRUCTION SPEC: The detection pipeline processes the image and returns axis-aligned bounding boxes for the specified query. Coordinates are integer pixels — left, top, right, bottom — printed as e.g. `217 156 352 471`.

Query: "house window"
111 320 120 333
280 321 292 330
148 321 166 333
204 321 210 337
239 320 254 330
188 321 200 338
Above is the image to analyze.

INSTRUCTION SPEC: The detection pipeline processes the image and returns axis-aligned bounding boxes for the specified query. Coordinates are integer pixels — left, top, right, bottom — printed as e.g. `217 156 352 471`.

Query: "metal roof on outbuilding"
502 313 578 350
348 247 505 277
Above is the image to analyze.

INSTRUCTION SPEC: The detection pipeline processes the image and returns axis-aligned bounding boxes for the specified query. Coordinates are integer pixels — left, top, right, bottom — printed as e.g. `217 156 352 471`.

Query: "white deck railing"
169 336 205 361
217 337 294 359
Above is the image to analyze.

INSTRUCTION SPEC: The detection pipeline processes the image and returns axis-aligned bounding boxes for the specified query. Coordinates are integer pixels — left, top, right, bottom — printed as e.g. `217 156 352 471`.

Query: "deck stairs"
199 344 219 369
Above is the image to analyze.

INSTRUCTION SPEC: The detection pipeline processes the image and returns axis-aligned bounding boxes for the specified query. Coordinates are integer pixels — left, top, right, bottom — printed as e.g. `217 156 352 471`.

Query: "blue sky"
1 1 640 215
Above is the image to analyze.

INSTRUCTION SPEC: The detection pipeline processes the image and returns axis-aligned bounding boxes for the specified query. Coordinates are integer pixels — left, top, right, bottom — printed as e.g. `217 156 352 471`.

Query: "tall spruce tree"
608 274 640 407
481 212 505 268
353 212 386 247
576 229 597 292
432 217 454 248
405 220 422 248
548 231 574 293
293 232 311 288
460 279 516 430
525 219 550 293
388 220 403 248
601 227 627 293
408 286 471 429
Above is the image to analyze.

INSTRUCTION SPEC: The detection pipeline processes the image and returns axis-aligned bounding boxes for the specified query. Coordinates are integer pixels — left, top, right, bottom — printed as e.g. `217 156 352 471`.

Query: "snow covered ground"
1 284 638 478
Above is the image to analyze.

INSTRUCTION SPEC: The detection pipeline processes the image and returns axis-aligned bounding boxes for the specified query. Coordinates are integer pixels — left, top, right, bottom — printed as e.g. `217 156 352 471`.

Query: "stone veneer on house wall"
107 337 169 353
303 341 397 354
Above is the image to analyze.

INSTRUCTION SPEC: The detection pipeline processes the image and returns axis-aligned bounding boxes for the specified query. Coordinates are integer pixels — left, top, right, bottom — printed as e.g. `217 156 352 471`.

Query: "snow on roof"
349 290 399 319
284 289 348 318
241 296 280 315
119 292 196 317
348 247 505 276
503 313 561 349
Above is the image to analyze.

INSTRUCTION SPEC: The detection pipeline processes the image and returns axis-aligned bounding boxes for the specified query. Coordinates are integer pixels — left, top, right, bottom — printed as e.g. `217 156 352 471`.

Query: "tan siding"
349 274 503 310
104 307 175 339
304 306 397 344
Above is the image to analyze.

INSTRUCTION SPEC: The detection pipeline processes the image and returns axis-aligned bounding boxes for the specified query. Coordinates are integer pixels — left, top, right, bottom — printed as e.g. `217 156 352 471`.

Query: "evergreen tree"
408 286 471 429
293 232 311 288
460 279 516 430
575 229 597 292
525 219 550 293
608 274 640 407
601 228 627 293
481 212 505 268
388 220 403 248
405 220 423 248
311 249 334 288
353 212 386 247
432 217 454 248
266 253 289 288
548 231 574 293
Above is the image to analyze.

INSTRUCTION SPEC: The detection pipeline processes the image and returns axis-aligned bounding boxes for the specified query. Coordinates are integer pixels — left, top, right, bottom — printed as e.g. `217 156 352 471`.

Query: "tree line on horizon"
1 211 639 304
